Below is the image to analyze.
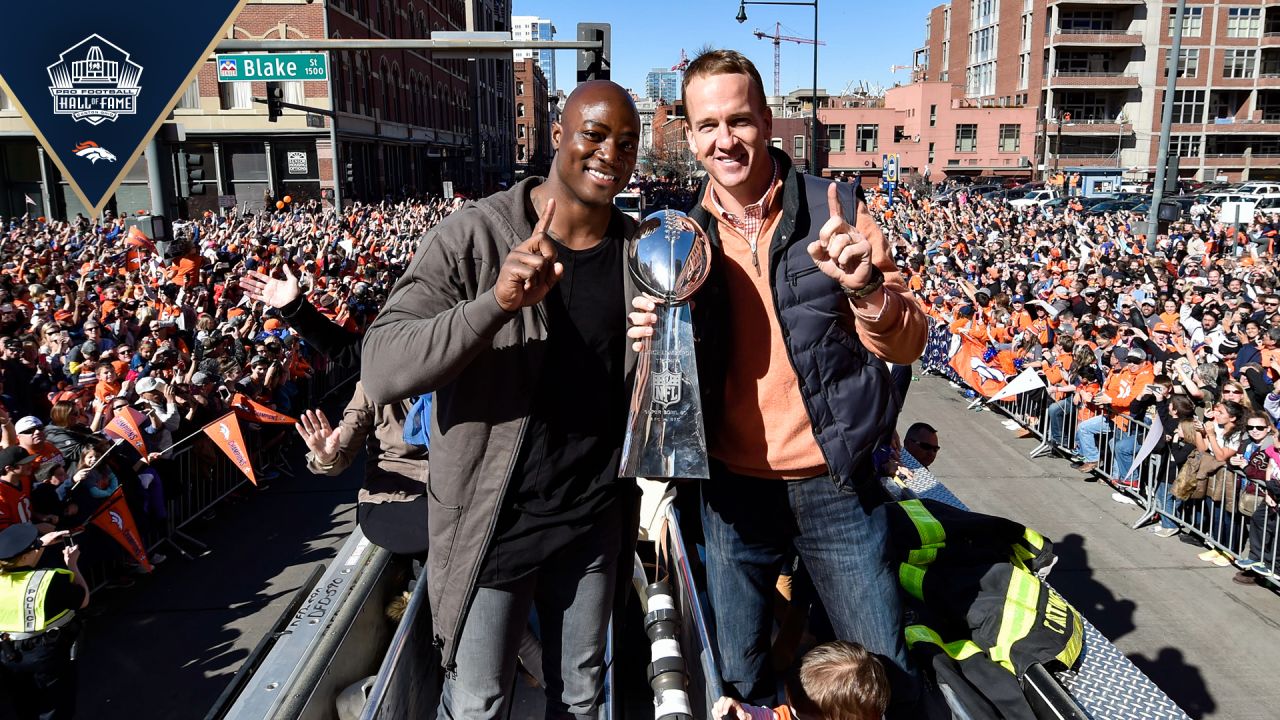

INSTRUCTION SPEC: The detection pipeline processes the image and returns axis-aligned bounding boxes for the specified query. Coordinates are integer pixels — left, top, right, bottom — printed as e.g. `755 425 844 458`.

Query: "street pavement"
31 432 362 720
901 374 1280 720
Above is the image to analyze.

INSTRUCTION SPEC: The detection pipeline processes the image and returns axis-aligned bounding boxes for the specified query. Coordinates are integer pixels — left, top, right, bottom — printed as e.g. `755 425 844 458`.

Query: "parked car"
1254 196 1280 212
1009 189 1061 207
1086 198 1143 215
1236 182 1280 196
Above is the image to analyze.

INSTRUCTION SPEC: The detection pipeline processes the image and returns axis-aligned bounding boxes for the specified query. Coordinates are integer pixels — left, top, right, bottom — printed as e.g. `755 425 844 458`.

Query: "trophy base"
620 304 710 480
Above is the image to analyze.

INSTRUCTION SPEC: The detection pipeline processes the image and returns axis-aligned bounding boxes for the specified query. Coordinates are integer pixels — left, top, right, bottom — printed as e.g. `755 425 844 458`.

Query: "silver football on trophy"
627 210 711 305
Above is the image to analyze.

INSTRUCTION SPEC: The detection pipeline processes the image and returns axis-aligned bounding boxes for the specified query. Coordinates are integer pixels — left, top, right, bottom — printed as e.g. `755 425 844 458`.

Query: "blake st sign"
216 53 327 82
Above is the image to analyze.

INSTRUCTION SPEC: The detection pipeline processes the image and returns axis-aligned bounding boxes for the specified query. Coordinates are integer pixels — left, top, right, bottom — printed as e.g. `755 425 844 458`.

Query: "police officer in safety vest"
0 521 89 720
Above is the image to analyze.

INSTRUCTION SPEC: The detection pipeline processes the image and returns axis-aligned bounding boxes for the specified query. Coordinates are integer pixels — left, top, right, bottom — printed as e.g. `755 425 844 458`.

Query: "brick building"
819 82 1037 183
0 0 516 220
917 0 1280 182
514 58 550 179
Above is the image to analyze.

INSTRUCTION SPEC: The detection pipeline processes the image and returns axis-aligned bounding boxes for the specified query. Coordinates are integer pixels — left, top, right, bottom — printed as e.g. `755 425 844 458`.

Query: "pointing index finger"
827 183 846 226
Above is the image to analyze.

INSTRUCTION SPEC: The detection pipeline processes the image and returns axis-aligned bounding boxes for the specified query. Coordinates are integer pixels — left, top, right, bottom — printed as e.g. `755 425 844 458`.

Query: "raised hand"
494 198 563 312
626 295 659 353
807 183 876 292
297 409 342 465
240 264 301 309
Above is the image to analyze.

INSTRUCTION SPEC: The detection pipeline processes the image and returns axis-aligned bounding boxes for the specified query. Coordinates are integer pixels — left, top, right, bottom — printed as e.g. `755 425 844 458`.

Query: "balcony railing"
1055 28 1134 35
1052 70 1135 77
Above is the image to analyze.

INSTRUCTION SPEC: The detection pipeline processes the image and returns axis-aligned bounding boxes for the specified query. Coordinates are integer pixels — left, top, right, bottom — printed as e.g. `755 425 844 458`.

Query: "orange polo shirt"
703 182 826 480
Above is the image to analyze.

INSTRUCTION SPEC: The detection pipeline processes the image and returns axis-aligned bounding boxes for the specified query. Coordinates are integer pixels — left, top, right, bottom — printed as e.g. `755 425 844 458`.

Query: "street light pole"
737 0 820 175
1147 0 1188 251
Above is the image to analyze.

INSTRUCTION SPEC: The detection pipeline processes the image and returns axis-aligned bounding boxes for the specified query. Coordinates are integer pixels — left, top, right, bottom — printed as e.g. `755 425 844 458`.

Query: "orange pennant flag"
104 407 149 458
231 393 296 425
82 487 152 573
126 226 156 254
203 412 257 485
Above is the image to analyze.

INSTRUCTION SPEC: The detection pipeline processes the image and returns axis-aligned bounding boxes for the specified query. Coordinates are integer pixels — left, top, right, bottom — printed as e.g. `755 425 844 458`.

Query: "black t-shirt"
478 212 629 587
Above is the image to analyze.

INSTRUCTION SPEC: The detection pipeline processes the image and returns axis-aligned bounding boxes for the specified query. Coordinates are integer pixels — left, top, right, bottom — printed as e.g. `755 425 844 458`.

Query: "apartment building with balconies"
918 0 1280 182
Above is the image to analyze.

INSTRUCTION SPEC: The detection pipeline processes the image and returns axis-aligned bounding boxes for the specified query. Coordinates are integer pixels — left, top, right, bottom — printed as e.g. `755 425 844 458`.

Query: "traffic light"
344 161 354 184
266 82 284 122
185 153 205 195
576 23 611 82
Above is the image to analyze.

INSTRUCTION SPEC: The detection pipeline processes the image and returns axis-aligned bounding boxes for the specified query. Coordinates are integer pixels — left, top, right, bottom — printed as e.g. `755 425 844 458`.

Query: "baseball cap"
1219 339 1241 355
83 318 100 329
135 376 164 394
1012 295 1025 304
0 524 39 561
0 446 35 470
1125 347 1147 363
13 416 43 434
1153 322 1171 332
250 354 270 367
191 370 218 385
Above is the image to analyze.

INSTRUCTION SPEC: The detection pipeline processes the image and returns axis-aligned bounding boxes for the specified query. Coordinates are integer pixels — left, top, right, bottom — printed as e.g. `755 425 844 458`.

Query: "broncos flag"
80 486 152 573
203 412 257 486
0 1 249 214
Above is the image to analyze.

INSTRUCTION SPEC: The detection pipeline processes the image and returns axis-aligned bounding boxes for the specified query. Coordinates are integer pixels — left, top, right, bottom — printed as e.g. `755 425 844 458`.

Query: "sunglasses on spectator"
911 441 941 452
1223 388 1243 394
1248 425 1269 431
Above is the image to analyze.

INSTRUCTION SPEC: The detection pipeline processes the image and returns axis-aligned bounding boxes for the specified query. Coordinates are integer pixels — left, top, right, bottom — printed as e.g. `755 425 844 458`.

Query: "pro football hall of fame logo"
47 34 143 125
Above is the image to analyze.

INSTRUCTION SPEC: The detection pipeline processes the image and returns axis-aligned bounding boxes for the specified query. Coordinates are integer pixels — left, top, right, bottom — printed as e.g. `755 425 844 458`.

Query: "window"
517 103 525 117
219 81 252 110
177 78 201 109
1060 10 1115 33
955 123 977 152
516 81 524 95
283 81 304 106
1019 53 1030 90
929 104 937 127
771 137 783 148
1170 89 1205 124
1164 48 1199 78
517 124 526 138
827 124 845 153
1167 6 1202 36
855 124 878 153
1224 49 1257 79
1227 8 1261 38
999 124 1020 152
793 135 805 159
928 142 936 164
1170 135 1202 158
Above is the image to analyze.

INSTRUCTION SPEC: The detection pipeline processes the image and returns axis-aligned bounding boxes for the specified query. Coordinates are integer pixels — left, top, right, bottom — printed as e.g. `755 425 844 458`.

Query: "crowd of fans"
0 196 461 579
877 180 1280 586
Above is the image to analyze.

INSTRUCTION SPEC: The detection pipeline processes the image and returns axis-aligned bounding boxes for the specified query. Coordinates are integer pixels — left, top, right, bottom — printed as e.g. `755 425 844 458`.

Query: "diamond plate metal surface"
899 453 1191 720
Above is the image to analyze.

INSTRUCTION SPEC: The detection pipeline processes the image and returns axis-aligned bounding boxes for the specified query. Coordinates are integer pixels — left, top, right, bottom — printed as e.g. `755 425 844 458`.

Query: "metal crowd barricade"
926 318 1280 591
77 354 360 591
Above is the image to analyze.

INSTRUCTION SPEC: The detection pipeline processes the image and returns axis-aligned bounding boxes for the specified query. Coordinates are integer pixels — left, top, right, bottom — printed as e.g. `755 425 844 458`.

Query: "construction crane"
752 22 825 97
890 64 921 83
672 48 689 72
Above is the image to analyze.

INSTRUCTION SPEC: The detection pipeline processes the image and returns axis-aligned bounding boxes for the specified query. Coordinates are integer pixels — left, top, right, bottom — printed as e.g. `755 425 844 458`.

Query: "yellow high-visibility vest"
0 569 76 639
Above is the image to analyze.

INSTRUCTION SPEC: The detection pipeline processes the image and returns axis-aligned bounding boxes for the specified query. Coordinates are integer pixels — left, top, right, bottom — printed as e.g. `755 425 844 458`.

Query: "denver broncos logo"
73 140 117 163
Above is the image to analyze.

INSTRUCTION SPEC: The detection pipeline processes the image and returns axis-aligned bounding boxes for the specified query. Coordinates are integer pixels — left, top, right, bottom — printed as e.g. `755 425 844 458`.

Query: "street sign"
216 53 327 82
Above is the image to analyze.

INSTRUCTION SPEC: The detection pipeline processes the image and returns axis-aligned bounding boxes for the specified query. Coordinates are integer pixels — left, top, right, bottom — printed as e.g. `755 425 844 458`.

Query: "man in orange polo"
629 50 926 716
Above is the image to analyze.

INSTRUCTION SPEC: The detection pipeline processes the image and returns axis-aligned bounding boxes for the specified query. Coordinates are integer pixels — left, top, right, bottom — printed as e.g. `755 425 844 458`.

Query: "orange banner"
83 487 152 573
126 225 156 253
104 407 149 457
231 393 296 425
948 340 1008 398
204 412 257 485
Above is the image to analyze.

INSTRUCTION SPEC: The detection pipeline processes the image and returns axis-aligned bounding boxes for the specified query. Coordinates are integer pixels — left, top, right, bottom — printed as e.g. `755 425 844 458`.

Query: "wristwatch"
842 264 885 300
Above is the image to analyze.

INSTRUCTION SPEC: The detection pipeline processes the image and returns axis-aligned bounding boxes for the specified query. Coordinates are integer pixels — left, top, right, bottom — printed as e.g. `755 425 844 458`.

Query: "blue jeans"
701 467 919 716
1154 476 1181 530
1074 414 1110 463
437 508 620 720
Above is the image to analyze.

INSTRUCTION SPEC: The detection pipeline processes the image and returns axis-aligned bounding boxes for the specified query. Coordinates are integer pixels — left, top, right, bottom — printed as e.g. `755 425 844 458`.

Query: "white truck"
1008 188 1061 208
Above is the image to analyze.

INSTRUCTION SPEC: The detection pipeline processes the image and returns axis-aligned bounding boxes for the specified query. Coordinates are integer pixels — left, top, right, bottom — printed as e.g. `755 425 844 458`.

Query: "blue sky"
512 0 938 98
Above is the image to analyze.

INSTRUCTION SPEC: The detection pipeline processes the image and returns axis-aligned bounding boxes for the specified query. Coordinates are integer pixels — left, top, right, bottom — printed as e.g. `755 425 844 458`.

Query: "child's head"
785 641 890 720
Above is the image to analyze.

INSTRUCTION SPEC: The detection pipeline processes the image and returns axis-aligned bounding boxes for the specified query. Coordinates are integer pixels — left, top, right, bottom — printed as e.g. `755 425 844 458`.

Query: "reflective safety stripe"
1023 528 1045 550
989 566 1041 673
907 547 938 566
1055 605 1085 669
0 569 75 636
904 625 984 662
899 563 926 601
900 499 946 549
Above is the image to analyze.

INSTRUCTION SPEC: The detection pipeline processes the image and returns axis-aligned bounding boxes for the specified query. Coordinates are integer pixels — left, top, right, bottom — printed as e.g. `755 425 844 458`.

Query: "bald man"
362 81 642 719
